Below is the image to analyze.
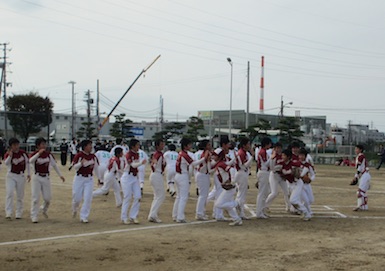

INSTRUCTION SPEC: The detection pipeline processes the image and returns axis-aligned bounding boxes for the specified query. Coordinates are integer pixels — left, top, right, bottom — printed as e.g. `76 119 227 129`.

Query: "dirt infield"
1 164 385 270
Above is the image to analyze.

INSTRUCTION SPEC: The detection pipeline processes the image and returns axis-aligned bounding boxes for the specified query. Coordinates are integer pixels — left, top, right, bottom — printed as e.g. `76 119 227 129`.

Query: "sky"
1 0 385 132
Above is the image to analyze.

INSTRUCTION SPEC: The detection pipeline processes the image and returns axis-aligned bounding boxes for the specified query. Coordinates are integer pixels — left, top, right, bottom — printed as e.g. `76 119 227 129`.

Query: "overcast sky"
1 0 385 131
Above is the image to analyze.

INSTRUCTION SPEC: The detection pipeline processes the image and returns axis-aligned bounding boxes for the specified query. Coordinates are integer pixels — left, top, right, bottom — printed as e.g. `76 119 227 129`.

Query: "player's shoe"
122 219 130 225
31 218 39 223
216 217 230 222
353 207 363 211
130 218 140 224
72 211 77 218
176 219 187 223
148 217 162 223
80 219 88 223
241 216 251 220
195 215 208 221
256 214 269 219
229 218 243 226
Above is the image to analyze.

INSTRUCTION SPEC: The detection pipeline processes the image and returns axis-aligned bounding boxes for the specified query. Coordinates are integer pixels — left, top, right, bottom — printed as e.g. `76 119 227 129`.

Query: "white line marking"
324 205 334 210
334 212 348 218
0 220 216 247
243 204 256 217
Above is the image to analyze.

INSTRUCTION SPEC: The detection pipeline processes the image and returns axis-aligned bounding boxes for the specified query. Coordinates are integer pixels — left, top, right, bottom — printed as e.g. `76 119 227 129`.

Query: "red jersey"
74 151 98 176
277 160 301 183
30 150 54 174
151 150 165 173
216 160 231 183
126 150 139 176
107 156 124 172
235 148 249 171
176 150 194 174
257 148 270 171
5 150 28 174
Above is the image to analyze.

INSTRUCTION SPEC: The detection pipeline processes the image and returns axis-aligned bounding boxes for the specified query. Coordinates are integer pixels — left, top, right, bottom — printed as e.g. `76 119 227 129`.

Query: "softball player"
4 138 31 220
148 139 166 223
298 148 315 216
351 144 371 211
234 137 253 220
121 139 147 224
195 140 212 221
265 142 290 212
172 138 206 223
138 148 148 194
214 157 242 226
92 147 124 208
164 144 178 197
72 140 100 223
30 137 65 223
256 137 272 218
95 146 112 186
279 149 311 221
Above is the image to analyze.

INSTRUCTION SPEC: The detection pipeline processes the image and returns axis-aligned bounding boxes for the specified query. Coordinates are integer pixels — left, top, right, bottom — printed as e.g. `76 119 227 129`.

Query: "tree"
185 116 206 142
7 92 53 142
241 118 272 143
277 116 304 144
76 121 98 140
152 122 185 141
110 113 133 139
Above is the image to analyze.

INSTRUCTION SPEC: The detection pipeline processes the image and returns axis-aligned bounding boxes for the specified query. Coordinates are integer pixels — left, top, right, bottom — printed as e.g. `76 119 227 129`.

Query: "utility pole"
68 81 76 139
86 89 92 123
280 95 284 117
246 61 250 129
159 95 164 131
1 43 11 140
96 79 100 135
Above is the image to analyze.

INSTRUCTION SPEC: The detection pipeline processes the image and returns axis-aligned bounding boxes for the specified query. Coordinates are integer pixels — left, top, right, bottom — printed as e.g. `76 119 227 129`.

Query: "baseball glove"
293 167 301 179
302 173 311 184
222 182 235 190
350 177 358 186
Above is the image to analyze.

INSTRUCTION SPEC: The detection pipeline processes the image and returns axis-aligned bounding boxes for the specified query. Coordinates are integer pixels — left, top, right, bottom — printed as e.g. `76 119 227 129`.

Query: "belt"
77 173 92 177
11 171 24 175
36 173 49 177
129 172 137 176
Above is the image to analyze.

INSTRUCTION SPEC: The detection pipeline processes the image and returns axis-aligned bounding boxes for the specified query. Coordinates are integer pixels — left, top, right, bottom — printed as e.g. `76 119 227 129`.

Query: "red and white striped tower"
259 56 264 113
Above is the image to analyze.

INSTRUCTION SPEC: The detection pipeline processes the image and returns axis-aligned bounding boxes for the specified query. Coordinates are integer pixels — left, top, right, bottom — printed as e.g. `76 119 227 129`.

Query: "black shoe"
196 188 199 196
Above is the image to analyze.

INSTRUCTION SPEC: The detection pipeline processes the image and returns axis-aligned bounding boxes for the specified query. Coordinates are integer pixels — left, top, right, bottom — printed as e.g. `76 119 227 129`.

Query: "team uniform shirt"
299 161 315 181
4 150 30 175
270 153 284 173
95 150 112 167
277 159 301 183
124 150 143 176
176 150 205 174
196 150 211 174
138 149 148 171
355 153 369 178
235 148 253 172
216 160 232 184
151 150 165 174
107 156 125 179
257 148 271 171
29 150 62 177
164 150 178 171
110 144 128 156
73 151 99 177
69 141 78 155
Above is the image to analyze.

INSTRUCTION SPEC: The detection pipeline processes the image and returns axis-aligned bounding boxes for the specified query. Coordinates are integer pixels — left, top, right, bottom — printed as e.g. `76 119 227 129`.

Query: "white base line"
324 205 334 210
0 220 216 247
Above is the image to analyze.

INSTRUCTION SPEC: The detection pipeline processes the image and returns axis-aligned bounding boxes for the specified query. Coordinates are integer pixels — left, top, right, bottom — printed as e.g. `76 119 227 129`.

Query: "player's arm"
24 153 31 182
50 154 65 182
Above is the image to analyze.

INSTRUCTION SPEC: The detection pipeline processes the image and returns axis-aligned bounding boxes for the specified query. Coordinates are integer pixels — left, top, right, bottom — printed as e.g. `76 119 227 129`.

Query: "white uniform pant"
215 188 240 221
265 172 290 210
288 179 308 215
357 172 371 210
302 183 314 214
121 173 141 220
207 175 224 219
92 171 122 207
235 170 249 217
166 168 176 193
172 173 190 221
5 172 26 217
256 170 270 217
72 175 94 221
148 172 165 219
31 174 51 220
97 165 107 183
195 172 210 217
138 168 145 188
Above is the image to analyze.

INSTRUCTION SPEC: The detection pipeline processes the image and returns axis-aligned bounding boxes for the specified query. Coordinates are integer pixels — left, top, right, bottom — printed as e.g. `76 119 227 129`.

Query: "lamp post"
280 95 293 117
68 81 76 139
227 57 233 140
